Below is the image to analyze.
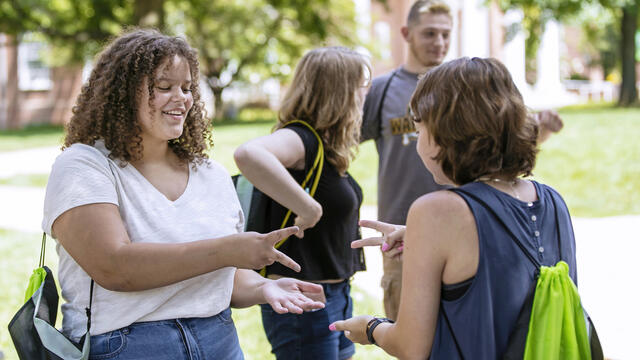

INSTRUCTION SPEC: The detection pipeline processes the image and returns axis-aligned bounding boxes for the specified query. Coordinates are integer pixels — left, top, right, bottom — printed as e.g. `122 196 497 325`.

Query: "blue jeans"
260 280 355 360
89 307 243 360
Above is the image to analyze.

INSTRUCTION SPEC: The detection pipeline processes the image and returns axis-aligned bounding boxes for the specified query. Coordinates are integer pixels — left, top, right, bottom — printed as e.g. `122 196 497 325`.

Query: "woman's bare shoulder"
410 189 472 220
407 189 476 245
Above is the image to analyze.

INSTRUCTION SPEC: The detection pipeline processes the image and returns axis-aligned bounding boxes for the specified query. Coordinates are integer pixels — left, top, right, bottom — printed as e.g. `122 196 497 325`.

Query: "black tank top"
264 123 366 280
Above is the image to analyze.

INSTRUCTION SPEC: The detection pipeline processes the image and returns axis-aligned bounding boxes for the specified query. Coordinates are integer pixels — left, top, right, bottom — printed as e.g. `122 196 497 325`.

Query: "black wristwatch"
366 317 394 345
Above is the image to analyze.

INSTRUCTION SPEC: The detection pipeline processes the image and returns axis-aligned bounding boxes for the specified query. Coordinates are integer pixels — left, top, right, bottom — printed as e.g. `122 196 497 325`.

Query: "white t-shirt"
42 141 243 340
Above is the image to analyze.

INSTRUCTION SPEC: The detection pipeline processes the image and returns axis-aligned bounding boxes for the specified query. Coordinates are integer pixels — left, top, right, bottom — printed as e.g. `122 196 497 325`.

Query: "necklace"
476 177 520 200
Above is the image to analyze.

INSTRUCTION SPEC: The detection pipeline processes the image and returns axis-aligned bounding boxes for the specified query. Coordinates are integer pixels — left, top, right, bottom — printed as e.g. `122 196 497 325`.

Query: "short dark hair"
407 0 452 27
65 28 211 165
410 57 539 185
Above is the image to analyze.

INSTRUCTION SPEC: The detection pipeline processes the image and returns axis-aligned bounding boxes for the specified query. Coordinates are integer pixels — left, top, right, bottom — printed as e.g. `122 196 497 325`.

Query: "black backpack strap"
375 69 398 133
86 280 94 332
42 232 94 333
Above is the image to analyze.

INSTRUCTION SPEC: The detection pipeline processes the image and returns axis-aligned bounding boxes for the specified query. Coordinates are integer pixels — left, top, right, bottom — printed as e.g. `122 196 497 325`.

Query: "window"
18 41 52 91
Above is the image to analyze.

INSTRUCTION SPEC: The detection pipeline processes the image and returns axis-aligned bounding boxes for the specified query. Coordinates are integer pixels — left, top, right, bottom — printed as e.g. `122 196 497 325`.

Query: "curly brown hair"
410 57 539 185
64 28 211 164
277 47 370 175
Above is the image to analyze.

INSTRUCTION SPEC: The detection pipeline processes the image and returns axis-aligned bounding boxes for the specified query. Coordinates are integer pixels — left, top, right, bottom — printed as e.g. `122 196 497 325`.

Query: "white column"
501 10 528 90
459 0 490 58
532 19 577 108
535 20 562 92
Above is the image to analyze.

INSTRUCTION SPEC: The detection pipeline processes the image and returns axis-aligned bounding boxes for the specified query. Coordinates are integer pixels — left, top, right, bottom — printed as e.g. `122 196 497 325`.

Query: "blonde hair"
407 0 452 26
277 47 370 174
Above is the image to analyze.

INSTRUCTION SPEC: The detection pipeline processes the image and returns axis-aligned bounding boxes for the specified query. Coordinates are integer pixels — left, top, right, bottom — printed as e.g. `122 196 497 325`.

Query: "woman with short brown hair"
332 57 579 359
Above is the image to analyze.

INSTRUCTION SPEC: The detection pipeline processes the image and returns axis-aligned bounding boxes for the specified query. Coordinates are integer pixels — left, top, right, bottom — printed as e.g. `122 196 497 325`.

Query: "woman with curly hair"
42 28 325 359
233 47 370 360
331 57 581 359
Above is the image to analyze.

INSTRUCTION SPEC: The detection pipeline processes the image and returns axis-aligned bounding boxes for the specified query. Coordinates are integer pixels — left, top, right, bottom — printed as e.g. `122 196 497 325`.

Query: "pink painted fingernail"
381 243 389 252
398 245 404 252
329 324 336 331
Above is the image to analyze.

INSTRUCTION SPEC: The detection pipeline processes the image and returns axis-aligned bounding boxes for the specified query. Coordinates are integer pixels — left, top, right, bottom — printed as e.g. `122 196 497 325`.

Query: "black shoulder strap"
375 69 399 134
41 232 94 333
86 280 94 332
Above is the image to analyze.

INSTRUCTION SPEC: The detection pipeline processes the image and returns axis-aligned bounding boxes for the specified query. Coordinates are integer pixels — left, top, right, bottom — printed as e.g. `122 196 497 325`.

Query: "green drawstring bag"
24 267 47 303
453 188 604 360
8 233 94 360
523 261 590 360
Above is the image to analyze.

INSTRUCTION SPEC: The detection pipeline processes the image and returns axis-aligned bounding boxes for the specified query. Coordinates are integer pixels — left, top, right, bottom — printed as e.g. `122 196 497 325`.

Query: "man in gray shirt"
361 0 564 320
361 0 453 321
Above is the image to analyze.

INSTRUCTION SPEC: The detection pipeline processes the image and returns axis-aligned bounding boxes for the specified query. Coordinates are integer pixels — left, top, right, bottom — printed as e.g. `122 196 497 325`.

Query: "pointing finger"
265 226 299 246
274 249 301 272
359 219 396 234
329 320 345 332
351 236 385 248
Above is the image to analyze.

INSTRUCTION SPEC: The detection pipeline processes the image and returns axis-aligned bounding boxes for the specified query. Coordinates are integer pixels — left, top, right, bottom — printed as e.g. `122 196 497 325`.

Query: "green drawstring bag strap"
24 233 48 302
258 119 324 277
523 261 590 360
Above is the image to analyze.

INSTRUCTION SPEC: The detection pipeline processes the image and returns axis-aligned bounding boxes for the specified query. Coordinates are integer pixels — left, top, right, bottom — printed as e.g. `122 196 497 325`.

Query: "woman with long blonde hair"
234 47 370 360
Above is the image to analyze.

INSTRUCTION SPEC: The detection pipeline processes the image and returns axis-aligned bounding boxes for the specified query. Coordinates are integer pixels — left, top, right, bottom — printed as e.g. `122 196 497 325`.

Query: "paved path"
0 147 638 359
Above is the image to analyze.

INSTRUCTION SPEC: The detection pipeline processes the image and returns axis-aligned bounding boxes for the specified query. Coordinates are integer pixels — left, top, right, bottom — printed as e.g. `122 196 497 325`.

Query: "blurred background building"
0 0 634 130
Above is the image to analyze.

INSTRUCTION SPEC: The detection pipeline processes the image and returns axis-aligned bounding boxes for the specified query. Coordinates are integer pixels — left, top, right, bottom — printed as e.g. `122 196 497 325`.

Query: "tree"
0 0 133 64
498 0 639 106
618 1 638 105
0 0 364 120
170 0 358 119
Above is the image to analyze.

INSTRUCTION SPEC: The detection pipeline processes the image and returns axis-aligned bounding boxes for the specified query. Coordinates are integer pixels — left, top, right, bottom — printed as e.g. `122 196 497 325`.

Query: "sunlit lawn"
1 104 638 216
531 104 640 217
0 124 65 152
1 104 639 358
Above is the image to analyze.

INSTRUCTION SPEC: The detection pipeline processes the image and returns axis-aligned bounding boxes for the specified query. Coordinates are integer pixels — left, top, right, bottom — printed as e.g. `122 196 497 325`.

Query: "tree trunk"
5 35 20 129
618 3 638 106
134 0 166 30
213 88 224 120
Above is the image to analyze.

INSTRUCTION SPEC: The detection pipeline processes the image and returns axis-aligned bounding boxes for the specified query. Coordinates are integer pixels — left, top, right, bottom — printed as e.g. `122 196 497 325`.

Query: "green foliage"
569 3 619 78
497 0 586 84
497 0 584 17
0 0 364 117
169 0 359 118
0 0 132 63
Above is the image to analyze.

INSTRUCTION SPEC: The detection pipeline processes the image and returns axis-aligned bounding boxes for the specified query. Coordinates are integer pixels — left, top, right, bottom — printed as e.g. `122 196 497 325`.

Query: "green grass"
0 124 65 152
1 103 639 217
532 104 640 217
0 174 50 187
1 104 638 358
0 228 387 360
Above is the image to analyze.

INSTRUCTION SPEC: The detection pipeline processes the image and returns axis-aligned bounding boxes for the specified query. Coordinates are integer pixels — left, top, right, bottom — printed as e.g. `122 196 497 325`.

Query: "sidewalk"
0 146 638 359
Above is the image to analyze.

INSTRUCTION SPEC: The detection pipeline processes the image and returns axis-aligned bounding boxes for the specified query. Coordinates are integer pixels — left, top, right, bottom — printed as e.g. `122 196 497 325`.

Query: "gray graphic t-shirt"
362 67 447 224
